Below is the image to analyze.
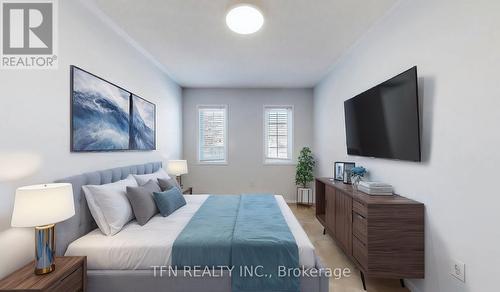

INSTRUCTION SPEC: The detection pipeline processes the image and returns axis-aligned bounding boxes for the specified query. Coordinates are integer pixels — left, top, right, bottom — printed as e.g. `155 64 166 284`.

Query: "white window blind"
264 106 293 162
198 105 227 163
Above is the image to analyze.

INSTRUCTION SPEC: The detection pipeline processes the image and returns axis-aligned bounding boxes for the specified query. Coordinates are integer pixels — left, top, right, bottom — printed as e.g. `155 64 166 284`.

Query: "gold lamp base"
176 175 183 188
34 224 56 275
35 263 55 275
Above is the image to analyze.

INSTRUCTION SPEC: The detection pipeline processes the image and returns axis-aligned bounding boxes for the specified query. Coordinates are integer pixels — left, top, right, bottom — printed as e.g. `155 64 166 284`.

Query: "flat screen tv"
344 66 421 162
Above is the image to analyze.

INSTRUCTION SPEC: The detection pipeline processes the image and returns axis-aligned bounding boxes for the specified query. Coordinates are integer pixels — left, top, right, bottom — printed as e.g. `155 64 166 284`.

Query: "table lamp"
167 160 188 188
11 183 75 275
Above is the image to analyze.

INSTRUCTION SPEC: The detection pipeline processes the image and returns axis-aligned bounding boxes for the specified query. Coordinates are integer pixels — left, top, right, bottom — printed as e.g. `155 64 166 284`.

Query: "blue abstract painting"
130 95 156 150
71 67 130 151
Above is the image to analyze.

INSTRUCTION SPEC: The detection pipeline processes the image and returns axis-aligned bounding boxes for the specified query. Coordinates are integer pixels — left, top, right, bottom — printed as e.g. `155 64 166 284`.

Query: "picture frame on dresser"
334 162 344 181
334 161 355 182
343 162 355 184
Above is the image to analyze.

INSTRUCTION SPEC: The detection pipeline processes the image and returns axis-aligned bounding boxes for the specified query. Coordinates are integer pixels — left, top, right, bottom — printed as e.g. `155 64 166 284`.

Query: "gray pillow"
158 177 180 191
126 180 161 226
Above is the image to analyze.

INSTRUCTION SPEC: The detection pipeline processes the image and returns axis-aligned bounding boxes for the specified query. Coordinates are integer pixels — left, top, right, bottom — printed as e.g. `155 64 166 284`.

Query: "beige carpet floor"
289 204 411 292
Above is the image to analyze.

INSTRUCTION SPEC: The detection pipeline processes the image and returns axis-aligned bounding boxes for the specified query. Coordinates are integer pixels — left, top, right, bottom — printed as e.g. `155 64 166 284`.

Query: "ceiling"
94 0 398 88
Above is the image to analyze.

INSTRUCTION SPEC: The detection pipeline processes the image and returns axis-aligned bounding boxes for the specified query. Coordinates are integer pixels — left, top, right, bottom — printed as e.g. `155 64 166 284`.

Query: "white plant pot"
297 187 313 206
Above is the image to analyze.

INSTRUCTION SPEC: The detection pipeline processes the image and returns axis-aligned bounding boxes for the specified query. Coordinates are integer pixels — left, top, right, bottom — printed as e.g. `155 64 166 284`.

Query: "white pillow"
133 168 170 185
83 175 138 236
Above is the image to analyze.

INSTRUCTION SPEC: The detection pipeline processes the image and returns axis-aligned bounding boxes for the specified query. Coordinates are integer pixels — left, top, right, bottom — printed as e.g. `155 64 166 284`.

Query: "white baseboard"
285 200 315 206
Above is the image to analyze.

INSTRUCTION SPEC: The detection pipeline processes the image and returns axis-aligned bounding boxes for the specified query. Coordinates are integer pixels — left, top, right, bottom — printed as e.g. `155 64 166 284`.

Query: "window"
198 105 228 164
264 106 293 163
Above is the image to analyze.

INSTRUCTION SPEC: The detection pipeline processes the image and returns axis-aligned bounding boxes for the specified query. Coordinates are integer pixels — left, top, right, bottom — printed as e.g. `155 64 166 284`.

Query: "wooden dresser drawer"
48 266 83 292
353 236 368 270
353 200 367 217
352 212 367 244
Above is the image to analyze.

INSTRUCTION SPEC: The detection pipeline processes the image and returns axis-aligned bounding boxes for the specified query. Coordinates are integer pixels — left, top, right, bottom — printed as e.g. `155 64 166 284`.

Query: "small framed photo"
334 162 345 181
343 162 356 184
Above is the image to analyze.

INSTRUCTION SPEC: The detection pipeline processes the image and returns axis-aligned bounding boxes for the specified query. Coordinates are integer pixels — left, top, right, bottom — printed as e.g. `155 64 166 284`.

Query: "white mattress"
65 195 316 270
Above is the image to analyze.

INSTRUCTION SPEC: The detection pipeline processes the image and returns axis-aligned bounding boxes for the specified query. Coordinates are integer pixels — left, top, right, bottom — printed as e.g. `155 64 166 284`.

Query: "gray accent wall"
182 88 313 202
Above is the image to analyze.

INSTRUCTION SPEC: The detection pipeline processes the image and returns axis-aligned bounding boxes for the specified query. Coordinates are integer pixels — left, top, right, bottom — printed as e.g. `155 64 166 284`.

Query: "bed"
55 162 328 292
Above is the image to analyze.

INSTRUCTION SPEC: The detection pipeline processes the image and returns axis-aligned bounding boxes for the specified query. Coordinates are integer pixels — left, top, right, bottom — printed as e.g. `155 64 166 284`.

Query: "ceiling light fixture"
225 4 264 35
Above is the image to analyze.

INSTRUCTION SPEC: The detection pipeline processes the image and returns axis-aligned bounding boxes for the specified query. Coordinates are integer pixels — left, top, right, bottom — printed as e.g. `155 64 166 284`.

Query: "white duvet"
65 195 316 270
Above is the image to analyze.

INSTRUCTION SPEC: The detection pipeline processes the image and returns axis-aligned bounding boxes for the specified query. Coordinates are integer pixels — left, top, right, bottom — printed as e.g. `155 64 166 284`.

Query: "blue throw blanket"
172 195 241 267
172 194 299 292
232 194 299 292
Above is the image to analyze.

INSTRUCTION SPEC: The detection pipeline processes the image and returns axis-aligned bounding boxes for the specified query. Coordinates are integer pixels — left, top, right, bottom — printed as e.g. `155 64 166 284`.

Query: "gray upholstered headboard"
54 161 162 256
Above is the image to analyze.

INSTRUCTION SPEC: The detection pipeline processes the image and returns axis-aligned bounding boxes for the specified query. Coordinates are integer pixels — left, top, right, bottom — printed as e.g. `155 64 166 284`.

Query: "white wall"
183 88 313 202
314 1 500 291
0 0 182 278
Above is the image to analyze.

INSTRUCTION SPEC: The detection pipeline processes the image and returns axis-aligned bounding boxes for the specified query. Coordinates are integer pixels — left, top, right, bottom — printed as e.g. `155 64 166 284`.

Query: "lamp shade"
167 160 188 176
11 183 75 227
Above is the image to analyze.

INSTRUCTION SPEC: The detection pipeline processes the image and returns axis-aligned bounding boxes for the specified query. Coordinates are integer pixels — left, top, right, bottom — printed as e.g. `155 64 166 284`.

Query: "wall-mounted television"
344 66 421 162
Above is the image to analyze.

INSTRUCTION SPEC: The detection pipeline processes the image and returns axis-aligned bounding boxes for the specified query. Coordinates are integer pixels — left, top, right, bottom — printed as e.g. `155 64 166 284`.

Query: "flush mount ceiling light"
225 4 264 35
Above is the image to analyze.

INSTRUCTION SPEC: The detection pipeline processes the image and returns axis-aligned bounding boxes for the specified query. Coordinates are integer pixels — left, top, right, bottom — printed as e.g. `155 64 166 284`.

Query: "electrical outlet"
451 260 465 282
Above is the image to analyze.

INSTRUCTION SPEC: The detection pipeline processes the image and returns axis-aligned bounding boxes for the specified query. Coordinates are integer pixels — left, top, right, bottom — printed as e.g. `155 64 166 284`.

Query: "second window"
264 106 293 163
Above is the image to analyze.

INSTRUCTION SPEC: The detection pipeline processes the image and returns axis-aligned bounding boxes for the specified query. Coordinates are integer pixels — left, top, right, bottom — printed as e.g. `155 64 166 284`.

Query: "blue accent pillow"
153 187 186 217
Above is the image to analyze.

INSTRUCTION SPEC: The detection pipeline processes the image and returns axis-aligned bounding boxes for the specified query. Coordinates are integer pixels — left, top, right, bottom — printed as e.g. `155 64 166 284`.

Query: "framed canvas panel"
71 66 131 152
130 94 156 150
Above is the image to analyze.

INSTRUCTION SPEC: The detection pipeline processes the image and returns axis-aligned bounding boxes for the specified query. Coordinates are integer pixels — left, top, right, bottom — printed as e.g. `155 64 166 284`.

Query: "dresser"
315 178 424 288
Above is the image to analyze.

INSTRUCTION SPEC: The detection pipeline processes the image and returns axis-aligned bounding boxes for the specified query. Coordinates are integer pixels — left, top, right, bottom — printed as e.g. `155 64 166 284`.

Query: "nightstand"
182 187 193 194
0 256 86 292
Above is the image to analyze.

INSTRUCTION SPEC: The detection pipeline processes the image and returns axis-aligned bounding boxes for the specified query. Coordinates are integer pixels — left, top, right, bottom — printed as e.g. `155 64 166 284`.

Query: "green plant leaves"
295 147 315 187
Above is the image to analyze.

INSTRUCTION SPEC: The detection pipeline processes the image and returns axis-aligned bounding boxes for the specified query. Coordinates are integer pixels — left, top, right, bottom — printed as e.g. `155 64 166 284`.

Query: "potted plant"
295 147 315 206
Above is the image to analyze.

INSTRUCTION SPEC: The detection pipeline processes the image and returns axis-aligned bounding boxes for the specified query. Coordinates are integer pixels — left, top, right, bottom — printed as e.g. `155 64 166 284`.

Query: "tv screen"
344 66 421 161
